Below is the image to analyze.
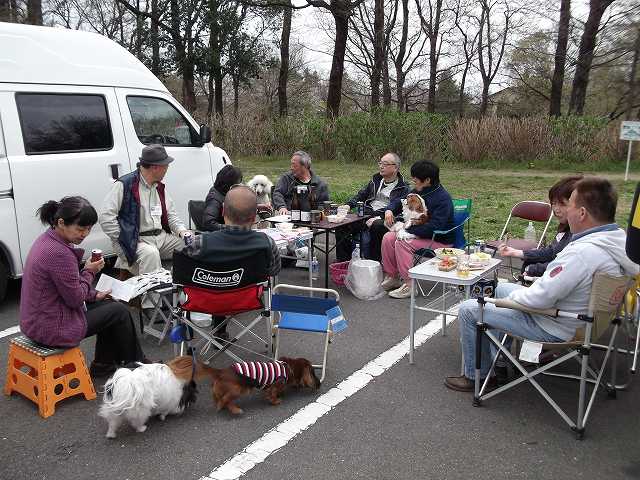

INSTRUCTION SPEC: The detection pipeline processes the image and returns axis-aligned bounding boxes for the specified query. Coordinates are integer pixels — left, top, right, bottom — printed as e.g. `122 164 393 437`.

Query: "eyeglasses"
378 162 397 167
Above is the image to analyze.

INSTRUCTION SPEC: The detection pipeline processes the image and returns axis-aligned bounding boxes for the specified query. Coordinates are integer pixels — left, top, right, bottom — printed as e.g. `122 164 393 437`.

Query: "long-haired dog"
183 356 321 415
390 193 429 241
247 174 274 206
98 357 198 438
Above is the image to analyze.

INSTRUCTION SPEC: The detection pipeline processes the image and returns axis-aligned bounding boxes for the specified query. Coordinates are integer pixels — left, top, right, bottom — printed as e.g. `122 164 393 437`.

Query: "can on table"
323 201 332 216
311 210 322 224
474 240 485 253
90 249 102 262
330 203 338 215
183 231 193 247
356 201 365 217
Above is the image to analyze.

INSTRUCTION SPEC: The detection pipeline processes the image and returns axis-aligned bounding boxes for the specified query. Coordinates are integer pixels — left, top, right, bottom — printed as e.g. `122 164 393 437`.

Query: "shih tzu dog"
390 193 429 241
99 357 197 438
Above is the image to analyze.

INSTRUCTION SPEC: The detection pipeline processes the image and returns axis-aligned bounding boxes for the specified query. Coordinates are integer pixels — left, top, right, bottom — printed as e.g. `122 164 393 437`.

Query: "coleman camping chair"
272 284 344 383
171 248 272 364
473 272 634 439
412 198 473 298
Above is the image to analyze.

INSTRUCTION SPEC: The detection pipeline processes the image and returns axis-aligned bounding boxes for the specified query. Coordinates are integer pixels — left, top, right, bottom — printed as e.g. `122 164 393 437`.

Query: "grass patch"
235 155 637 243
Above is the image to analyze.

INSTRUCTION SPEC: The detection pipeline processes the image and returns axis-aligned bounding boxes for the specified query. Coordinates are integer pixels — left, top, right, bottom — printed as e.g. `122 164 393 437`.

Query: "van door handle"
109 163 120 180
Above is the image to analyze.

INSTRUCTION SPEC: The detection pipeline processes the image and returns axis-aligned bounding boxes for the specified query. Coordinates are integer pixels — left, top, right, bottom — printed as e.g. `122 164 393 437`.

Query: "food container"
276 222 295 232
330 203 338 215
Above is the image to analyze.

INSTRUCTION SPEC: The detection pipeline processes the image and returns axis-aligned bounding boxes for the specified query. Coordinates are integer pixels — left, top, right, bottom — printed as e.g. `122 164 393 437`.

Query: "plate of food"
434 247 465 259
469 252 491 267
437 256 457 271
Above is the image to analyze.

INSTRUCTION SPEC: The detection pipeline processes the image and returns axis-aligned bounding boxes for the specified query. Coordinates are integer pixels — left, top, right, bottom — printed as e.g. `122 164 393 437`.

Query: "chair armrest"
485 297 580 320
432 217 470 236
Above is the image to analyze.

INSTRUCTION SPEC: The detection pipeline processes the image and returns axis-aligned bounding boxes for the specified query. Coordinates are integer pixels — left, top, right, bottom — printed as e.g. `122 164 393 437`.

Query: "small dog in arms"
390 193 429 241
99 357 198 438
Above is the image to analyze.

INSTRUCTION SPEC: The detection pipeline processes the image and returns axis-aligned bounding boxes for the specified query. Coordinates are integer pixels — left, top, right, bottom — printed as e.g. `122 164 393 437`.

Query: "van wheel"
0 261 8 303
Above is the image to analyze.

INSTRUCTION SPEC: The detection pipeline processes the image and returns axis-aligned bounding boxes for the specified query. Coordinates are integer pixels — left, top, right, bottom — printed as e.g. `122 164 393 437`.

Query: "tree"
452 0 478 117
117 0 208 113
568 0 615 115
27 0 42 25
306 0 366 118
476 0 518 116
277 0 292 116
549 0 570 116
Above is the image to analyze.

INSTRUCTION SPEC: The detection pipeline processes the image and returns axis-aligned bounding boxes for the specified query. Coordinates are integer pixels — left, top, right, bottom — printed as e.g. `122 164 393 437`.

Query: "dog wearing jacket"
180 356 321 415
390 193 429 241
99 357 197 438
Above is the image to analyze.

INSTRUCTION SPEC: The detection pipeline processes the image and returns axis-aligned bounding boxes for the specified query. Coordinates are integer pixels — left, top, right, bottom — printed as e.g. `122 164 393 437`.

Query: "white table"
408 257 502 364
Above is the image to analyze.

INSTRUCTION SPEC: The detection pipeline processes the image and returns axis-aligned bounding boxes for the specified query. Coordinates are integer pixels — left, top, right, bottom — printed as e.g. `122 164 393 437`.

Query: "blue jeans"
458 283 564 379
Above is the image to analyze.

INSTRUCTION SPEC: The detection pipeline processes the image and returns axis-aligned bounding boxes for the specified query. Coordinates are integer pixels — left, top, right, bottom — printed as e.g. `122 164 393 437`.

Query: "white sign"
621 121 640 141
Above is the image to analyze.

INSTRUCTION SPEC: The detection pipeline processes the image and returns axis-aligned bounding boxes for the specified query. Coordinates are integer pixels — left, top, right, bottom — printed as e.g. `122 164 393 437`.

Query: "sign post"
621 121 640 181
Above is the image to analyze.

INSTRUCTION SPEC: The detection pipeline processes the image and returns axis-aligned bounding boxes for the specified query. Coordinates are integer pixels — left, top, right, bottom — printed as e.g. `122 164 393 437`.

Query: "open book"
95 269 173 302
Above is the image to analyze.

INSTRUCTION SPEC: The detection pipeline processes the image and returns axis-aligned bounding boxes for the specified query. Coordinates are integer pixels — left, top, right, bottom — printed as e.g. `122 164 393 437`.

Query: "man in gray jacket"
273 151 329 215
445 177 639 392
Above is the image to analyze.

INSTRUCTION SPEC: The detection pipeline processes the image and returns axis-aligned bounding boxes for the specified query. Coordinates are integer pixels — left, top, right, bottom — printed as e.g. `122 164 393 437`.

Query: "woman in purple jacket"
19 196 147 377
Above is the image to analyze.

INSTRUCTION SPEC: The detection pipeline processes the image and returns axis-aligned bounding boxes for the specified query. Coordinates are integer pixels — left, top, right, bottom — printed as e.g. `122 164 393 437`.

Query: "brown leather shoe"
444 375 497 392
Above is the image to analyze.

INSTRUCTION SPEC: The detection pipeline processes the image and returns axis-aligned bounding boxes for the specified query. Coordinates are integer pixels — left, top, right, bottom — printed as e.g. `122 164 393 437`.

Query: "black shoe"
89 361 117 378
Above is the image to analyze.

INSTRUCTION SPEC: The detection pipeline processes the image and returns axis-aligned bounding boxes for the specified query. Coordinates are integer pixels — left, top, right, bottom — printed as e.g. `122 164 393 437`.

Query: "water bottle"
311 256 319 280
352 242 361 261
524 221 537 243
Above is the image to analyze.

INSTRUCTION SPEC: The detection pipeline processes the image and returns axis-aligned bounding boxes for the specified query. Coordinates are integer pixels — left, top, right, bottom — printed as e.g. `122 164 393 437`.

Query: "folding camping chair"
171 248 272 364
188 200 206 232
412 198 472 298
272 284 343 383
473 272 634 439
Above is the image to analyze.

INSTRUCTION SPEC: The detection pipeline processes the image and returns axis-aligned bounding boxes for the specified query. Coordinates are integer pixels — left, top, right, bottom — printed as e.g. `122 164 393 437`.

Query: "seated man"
100 144 189 273
335 152 409 262
273 150 329 215
184 185 281 340
445 177 639 392
99 145 189 310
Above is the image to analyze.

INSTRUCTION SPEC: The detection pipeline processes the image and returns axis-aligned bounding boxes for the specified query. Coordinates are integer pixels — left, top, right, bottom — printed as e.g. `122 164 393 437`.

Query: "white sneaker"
389 283 412 299
381 275 402 291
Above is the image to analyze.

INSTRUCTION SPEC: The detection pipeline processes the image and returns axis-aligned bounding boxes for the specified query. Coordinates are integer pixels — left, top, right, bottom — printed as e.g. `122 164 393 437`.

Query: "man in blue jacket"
336 152 409 262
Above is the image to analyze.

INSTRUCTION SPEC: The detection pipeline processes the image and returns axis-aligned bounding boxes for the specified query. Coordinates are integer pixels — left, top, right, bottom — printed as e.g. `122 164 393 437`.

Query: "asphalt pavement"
1 263 639 480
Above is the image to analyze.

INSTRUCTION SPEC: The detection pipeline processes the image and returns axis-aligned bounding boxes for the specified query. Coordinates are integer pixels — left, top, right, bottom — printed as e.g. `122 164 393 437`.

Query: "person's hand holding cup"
84 256 105 274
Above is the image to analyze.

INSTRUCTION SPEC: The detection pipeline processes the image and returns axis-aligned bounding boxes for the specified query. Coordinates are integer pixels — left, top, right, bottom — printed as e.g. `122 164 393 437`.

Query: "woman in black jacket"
202 165 243 231
498 175 583 276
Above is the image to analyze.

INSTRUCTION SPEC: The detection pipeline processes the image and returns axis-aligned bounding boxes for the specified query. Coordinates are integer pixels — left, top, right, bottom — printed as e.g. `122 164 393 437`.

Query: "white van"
0 22 230 301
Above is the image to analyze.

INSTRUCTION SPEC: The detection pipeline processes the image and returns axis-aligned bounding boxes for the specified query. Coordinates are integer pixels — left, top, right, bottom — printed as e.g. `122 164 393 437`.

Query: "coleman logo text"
192 268 244 287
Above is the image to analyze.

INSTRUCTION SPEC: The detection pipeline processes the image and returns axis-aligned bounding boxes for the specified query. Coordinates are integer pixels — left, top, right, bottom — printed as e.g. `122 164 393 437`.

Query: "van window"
16 93 113 154
127 96 198 146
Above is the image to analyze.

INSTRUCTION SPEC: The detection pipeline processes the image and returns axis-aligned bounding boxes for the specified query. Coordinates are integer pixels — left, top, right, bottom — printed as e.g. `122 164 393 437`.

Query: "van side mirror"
198 124 212 146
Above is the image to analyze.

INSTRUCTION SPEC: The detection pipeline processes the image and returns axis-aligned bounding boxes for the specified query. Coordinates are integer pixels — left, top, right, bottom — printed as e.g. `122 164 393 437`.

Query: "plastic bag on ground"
344 259 385 300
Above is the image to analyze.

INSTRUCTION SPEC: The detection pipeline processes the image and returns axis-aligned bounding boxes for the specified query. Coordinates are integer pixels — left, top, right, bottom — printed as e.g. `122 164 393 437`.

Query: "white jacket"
509 225 638 340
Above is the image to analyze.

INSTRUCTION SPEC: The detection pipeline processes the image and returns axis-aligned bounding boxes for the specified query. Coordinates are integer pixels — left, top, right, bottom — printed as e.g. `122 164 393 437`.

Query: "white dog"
99 357 196 438
246 174 274 206
389 193 429 241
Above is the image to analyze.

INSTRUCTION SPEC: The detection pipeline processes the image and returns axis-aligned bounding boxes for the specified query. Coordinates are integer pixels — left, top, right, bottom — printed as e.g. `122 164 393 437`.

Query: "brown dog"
181 356 321 415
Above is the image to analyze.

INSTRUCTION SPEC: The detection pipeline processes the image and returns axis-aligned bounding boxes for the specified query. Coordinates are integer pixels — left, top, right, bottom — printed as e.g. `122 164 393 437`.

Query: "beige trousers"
113 231 184 308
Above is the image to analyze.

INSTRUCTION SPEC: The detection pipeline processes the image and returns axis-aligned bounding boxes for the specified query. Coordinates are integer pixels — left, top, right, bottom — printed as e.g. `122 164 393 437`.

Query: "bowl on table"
434 247 465 259
327 214 346 223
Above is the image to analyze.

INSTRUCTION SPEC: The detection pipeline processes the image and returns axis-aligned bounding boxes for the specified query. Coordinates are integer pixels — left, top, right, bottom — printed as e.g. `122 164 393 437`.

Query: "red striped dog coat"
232 361 288 389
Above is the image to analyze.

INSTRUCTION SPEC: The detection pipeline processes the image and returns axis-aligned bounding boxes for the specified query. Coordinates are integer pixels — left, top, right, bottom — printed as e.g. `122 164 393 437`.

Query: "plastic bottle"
311 256 319 280
352 243 361 261
524 221 536 243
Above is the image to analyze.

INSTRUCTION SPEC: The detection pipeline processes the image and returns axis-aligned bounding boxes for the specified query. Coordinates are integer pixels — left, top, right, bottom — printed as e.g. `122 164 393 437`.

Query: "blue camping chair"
412 198 473 297
272 284 344 383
